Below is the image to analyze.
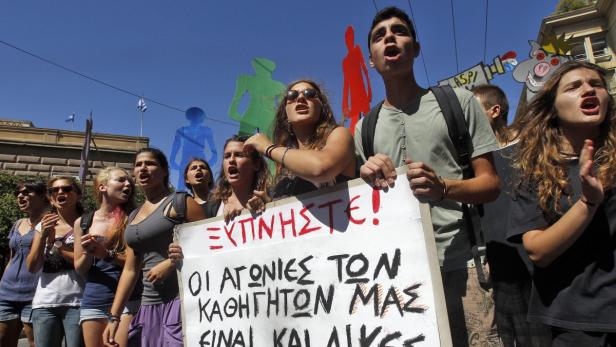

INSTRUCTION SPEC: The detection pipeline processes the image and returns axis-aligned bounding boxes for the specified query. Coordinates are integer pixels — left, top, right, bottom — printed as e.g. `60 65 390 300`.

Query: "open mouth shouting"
295 103 310 114
226 165 240 180
384 45 402 62
55 195 68 205
17 198 29 210
138 172 151 184
580 96 601 115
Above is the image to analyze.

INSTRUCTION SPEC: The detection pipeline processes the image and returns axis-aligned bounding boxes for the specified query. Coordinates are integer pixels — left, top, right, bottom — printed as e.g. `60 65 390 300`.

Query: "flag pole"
140 109 143 137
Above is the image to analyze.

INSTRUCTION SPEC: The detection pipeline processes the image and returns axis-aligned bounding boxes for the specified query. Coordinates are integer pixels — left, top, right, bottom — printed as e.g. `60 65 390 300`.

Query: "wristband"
264 144 279 159
434 176 447 203
109 314 120 323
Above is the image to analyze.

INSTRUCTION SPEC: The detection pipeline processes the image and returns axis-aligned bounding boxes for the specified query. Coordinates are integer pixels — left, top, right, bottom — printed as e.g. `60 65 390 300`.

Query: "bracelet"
580 197 598 207
108 314 120 323
281 147 290 168
434 176 448 203
264 144 279 159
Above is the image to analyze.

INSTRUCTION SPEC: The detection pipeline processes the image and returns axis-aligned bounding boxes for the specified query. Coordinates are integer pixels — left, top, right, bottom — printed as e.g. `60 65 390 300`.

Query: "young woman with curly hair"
507 61 616 345
244 79 355 198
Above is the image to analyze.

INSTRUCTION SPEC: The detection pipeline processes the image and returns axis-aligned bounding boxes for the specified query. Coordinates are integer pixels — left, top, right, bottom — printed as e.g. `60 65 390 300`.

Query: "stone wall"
0 119 148 184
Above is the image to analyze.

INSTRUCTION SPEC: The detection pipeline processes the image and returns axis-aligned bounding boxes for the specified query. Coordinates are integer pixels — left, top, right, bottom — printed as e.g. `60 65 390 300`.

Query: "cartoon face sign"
513 41 571 101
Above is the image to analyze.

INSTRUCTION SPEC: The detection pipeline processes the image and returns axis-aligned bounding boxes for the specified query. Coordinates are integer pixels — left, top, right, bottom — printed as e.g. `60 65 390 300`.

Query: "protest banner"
175 170 452 347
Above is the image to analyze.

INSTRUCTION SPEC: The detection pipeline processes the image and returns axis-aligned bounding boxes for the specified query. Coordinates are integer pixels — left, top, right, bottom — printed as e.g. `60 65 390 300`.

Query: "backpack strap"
361 101 384 159
173 191 188 223
80 211 95 235
429 85 473 179
430 85 488 285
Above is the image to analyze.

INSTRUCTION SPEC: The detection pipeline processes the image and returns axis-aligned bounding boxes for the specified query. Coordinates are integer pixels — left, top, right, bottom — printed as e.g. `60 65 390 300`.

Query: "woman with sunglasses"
103 148 205 347
0 181 48 347
27 176 85 347
507 61 616 344
73 167 137 347
183 158 214 206
244 80 355 198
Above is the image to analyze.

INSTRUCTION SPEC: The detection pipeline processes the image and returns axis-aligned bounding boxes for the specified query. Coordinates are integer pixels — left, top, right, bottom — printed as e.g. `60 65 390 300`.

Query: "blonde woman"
73 167 137 347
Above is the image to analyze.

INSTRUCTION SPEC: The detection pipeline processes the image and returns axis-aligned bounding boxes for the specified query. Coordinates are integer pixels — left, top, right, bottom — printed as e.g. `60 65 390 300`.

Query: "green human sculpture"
228 58 286 137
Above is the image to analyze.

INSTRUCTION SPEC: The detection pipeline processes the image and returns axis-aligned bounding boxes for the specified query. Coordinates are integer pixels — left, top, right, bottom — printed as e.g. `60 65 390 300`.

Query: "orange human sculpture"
342 25 372 134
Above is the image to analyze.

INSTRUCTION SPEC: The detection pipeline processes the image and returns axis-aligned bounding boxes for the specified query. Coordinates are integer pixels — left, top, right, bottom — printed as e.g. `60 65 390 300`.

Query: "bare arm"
168 195 206 223
73 217 93 277
26 214 58 273
406 152 500 204
522 140 603 267
442 153 501 204
246 127 355 183
103 246 141 346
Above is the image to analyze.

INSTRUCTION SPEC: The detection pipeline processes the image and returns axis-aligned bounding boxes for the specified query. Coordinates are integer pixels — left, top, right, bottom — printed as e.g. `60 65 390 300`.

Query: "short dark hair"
135 147 170 188
471 84 509 120
368 6 416 49
471 84 511 143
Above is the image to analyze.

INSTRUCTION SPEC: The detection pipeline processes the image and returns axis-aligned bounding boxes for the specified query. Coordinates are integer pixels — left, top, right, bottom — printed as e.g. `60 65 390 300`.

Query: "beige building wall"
0 119 148 183
538 0 616 92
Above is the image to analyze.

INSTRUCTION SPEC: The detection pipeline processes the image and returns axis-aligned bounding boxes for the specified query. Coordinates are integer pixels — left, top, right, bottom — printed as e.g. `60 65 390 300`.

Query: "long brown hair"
512 61 616 213
272 79 338 176
93 167 135 252
211 135 270 203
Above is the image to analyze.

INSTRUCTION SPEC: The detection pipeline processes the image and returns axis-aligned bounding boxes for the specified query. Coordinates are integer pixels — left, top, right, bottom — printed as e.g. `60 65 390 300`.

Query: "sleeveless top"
272 174 352 199
125 194 183 305
80 213 141 309
0 220 40 301
32 225 84 308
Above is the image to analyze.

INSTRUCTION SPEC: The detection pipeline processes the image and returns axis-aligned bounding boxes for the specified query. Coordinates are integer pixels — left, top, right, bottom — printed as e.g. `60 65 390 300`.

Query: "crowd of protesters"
1 6 615 347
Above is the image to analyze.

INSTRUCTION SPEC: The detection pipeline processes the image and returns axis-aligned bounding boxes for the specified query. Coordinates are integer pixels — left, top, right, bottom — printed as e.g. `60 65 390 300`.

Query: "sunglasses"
14 188 32 197
48 186 74 194
286 88 319 102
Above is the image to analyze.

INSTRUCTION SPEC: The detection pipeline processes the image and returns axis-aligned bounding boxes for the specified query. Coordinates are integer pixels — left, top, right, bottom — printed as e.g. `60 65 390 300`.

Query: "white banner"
176 172 451 346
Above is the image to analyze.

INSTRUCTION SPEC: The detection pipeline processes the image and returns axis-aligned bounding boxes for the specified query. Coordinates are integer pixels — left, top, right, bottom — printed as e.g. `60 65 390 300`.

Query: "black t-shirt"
507 159 616 332
481 143 532 282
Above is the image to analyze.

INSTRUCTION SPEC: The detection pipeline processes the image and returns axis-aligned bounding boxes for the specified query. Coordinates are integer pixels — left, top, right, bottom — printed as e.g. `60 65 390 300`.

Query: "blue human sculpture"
170 107 218 191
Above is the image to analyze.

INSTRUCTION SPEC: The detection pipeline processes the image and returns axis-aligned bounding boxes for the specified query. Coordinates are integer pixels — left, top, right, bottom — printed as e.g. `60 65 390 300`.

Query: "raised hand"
579 139 603 206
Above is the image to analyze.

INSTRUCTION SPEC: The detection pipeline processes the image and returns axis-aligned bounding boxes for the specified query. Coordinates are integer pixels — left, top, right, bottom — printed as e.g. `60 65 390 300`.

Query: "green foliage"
555 0 591 13
0 171 146 256
0 172 30 256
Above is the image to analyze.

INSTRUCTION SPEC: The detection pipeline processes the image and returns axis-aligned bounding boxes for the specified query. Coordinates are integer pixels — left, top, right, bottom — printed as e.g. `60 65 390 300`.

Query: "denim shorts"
80 300 141 324
0 299 33 323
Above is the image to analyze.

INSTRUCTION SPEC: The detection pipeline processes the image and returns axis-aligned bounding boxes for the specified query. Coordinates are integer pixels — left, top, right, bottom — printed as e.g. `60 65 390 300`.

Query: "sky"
0 0 560 185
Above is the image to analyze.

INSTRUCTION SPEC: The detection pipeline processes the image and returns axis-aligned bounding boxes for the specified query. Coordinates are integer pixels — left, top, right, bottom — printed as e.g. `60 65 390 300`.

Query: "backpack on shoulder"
360 85 488 284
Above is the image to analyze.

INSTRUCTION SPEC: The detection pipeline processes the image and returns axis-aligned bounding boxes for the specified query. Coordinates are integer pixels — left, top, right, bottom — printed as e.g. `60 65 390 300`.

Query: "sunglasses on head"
286 88 319 102
48 185 74 194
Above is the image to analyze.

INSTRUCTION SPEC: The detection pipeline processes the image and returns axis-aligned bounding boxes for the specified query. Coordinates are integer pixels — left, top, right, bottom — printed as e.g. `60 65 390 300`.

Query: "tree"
555 0 593 14
0 171 145 271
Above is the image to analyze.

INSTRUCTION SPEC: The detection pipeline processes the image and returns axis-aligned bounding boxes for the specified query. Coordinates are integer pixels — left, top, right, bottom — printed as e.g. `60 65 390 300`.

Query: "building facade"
539 0 616 93
0 119 148 183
